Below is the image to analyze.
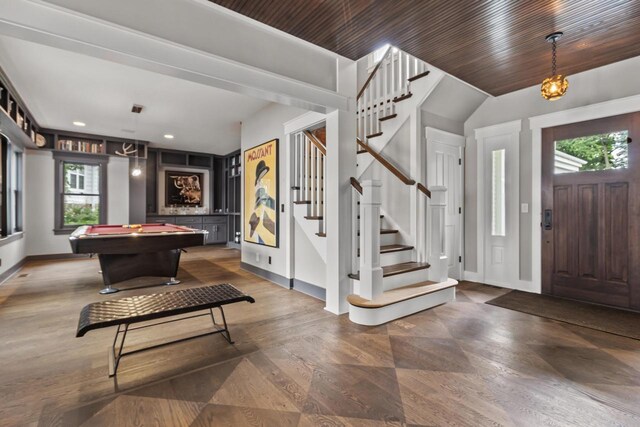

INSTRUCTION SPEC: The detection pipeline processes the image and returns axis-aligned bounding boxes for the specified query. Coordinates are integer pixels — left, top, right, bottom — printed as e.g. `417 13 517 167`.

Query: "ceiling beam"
0 0 349 113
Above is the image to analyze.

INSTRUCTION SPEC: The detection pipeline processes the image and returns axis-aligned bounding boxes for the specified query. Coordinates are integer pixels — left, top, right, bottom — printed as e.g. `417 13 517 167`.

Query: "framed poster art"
244 139 278 247
165 171 204 207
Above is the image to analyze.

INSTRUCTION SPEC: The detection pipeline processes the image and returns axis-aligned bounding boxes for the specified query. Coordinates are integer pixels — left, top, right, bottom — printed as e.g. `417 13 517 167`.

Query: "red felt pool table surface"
83 224 196 236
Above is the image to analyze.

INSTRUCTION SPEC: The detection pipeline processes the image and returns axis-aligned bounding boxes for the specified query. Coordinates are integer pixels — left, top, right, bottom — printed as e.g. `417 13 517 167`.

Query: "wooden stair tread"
379 113 397 122
347 278 457 308
393 93 413 103
358 244 414 256
407 70 431 82
358 228 398 236
366 132 383 139
348 261 430 280
357 215 384 219
293 200 311 204
357 149 368 154
316 232 326 237
304 216 323 220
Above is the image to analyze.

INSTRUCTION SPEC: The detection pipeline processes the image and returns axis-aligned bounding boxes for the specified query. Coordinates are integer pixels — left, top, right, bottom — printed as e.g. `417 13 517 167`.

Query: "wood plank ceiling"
210 0 640 95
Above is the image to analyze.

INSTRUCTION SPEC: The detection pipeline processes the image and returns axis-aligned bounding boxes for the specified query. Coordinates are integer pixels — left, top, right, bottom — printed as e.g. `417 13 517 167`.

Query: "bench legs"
107 306 234 377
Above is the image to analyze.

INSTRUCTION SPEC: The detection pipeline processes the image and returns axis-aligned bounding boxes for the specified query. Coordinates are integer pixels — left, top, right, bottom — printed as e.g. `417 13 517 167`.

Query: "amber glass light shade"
541 74 569 100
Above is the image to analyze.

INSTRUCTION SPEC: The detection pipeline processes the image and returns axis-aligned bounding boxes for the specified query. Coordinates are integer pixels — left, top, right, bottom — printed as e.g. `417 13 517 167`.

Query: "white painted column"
428 185 448 282
325 57 357 314
409 108 421 256
359 180 383 300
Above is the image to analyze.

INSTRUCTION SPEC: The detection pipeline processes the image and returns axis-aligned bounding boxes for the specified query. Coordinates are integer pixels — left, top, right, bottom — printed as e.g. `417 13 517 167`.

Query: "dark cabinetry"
225 150 242 244
147 215 227 244
144 148 241 245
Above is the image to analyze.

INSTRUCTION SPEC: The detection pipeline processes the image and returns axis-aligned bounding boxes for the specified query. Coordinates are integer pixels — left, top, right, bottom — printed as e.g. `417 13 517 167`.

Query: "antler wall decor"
115 143 138 157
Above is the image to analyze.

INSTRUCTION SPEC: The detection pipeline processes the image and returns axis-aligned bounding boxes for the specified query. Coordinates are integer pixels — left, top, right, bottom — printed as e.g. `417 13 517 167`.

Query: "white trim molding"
528 93 640 295
283 111 326 135
472 119 522 288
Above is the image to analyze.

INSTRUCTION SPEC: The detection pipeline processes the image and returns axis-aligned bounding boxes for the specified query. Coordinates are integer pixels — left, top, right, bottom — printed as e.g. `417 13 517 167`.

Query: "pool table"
69 224 208 294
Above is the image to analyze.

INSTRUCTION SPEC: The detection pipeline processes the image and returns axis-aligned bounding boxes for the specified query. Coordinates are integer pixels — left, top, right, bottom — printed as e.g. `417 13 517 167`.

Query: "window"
13 151 23 232
0 135 25 240
67 165 85 191
54 153 108 233
555 130 629 174
0 136 6 237
491 149 506 237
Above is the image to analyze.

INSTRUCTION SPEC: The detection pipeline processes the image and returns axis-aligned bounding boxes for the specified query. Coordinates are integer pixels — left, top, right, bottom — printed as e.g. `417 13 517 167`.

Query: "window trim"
54 152 108 234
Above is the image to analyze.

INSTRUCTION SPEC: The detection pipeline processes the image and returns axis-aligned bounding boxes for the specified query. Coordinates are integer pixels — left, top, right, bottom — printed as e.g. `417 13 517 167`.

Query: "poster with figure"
244 139 278 247
165 171 203 206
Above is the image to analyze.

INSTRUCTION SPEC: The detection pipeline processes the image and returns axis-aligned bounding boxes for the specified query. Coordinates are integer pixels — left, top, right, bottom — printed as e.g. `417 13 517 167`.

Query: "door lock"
543 209 552 230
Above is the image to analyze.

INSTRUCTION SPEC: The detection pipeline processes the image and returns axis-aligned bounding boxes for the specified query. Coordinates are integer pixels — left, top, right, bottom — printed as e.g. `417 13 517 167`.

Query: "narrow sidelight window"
491 149 506 237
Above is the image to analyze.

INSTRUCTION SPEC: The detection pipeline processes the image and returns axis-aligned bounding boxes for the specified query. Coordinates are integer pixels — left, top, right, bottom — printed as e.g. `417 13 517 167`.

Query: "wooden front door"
542 112 640 310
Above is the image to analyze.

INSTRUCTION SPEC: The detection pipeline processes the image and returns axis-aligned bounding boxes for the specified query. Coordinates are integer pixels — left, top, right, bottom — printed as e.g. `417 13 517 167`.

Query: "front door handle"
544 209 552 230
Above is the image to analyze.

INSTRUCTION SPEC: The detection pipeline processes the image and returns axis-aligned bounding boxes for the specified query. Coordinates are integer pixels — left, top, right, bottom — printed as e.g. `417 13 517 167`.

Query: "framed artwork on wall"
165 171 204 207
244 139 278 248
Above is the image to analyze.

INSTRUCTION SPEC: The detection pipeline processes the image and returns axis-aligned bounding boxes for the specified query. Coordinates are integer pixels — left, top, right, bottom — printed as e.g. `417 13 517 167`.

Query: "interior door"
542 112 640 310
427 129 464 280
483 134 519 286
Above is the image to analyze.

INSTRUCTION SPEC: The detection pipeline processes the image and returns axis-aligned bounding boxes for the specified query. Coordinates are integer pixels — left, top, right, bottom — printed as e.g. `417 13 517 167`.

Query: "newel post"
359 180 383 300
428 185 448 282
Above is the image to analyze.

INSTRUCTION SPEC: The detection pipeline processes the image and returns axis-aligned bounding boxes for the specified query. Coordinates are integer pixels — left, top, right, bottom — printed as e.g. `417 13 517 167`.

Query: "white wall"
241 103 306 278
360 120 412 238
25 150 130 256
464 55 640 281
294 221 326 288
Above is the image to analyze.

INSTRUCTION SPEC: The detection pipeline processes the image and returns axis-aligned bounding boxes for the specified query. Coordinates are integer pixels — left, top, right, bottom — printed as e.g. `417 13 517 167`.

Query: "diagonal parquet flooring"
1 246 640 426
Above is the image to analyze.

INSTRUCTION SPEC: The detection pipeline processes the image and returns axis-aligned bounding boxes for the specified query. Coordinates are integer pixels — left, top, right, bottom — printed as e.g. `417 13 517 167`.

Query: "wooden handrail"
303 130 326 155
350 177 363 195
356 46 392 101
417 183 431 198
356 139 416 186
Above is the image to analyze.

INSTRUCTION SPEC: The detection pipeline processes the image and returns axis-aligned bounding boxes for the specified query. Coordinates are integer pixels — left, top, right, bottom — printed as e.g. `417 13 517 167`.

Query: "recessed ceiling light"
164 134 174 139
73 121 86 127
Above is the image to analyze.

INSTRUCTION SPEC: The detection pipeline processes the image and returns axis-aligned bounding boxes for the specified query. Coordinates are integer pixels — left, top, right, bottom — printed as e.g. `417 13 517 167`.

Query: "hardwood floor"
1 246 640 426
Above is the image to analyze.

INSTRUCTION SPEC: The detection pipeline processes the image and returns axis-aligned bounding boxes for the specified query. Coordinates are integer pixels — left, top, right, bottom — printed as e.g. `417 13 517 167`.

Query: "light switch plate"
521 203 529 213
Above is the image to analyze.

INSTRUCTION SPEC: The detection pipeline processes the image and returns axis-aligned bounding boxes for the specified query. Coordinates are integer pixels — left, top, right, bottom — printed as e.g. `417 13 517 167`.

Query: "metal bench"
76 283 255 376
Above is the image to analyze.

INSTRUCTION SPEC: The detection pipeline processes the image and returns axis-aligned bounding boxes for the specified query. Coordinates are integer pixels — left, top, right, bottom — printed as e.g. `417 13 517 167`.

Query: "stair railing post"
359 180 383 300
351 187 360 275
427 185 448 282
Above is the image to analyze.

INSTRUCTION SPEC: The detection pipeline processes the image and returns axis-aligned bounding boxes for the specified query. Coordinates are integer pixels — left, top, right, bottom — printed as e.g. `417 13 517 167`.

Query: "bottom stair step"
348 261 429 280
347 279 456 308
347 278 458 326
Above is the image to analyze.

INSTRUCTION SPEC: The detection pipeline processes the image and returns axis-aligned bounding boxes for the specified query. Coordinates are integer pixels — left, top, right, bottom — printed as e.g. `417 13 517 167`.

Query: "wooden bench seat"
76 284 255 376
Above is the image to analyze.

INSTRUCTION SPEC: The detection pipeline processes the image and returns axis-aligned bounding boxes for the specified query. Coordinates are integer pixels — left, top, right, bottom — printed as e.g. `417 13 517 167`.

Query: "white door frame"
470 120 521 287
283 111 326 280
529 94 640 294
426 127 465 280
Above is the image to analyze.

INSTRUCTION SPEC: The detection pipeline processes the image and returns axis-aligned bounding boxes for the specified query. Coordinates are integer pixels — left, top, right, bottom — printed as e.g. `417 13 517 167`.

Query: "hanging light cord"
551 39 557 75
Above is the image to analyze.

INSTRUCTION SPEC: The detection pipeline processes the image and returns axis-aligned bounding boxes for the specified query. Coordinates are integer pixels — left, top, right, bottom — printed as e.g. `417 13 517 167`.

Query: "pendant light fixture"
541 32 568 101
131 139 142 177
130 104 143 177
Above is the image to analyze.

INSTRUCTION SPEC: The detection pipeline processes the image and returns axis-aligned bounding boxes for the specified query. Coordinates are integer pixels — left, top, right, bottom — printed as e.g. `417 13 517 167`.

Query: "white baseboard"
462 270 483 282
462 271 540 294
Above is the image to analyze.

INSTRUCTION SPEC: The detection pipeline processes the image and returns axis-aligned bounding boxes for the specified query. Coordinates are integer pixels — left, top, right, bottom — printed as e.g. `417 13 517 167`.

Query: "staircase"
292 129 327 261
290 46 456 325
